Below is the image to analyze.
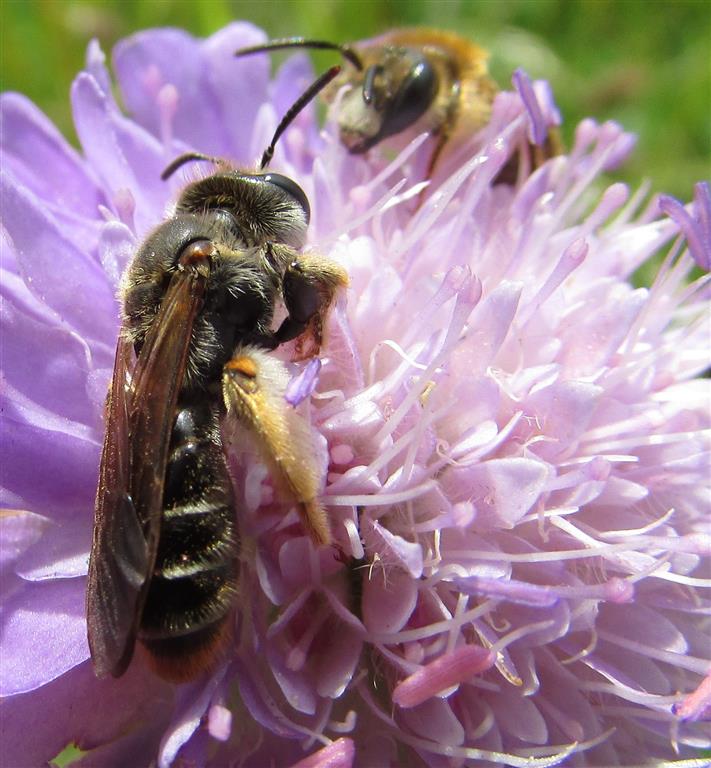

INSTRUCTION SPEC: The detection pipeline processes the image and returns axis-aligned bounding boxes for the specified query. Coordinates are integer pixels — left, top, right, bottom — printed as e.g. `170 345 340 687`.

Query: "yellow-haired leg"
222 348 331 546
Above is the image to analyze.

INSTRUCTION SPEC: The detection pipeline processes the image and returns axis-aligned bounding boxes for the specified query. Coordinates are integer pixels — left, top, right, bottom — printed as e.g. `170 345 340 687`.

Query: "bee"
86 67 348 684
236 29 560 184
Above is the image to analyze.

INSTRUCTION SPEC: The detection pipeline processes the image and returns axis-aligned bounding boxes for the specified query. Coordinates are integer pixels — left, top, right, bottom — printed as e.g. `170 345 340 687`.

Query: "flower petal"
71 71 168 234
0 509 50 573
0 415 99 515
362 565 417 634
0 577 89 694
0 93 104 216
0 173 116 343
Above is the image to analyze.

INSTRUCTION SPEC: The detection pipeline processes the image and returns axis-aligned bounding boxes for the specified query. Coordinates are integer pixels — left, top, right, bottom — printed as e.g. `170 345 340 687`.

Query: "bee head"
339 47 439 153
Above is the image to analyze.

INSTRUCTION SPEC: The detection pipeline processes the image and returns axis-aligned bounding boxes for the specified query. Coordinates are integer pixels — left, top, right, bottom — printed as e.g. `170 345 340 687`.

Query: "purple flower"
2 22 710 768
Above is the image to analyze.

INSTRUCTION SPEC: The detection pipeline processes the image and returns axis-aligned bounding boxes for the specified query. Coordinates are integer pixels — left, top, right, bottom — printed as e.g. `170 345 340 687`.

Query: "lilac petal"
278 536 314 588
489 688 548 745
512 69 547 146
538 659 605 744
268 646 317 715
234 659 306 739
693 181 711 269
0 415 99 515
272 52 319 147
441 458 548 528
15 517 90 580
0 173 116 343
362 565 417 634
0 509 50 572
203 23 271 163
585 641 673 695
157 668 225 768
508 600 571 649
557 285 647 377
440 530 511 579
660 184 711 271
0 577 89 694
0 655 171 766
0 93 104 216
452 282 522 375
0 233 60 328
113 29 206 144
173 725 209 767
71 71 168 234
362 518 423 577
398 698 465 746
85 39 113 97
114 24 268 162
286 358 321 405
98 220 136 290
72 725 167 767
532 79 561 128
527 380 602 460
289 738 355 768
599 603 687 654
314 624 361 698
1 298 101 427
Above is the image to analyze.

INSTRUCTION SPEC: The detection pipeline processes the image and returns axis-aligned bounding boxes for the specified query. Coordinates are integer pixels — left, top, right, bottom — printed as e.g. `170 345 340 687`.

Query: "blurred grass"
1 0 709 201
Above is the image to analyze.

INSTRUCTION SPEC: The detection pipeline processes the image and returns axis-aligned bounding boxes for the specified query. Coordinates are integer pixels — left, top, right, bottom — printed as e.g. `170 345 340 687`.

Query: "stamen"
286 358 321 406
392 644 494 709
518 238 588 324
112 188 136 231
512 69 547 146
659 182 711 270
672 669 711 721
207 703 232 741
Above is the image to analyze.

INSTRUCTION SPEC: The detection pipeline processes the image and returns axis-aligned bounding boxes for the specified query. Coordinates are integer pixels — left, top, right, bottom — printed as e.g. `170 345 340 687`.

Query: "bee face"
335 45 440 153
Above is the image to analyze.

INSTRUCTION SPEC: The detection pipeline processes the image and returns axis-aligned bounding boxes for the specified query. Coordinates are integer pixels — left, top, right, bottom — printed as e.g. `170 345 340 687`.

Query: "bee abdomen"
138 400 239 681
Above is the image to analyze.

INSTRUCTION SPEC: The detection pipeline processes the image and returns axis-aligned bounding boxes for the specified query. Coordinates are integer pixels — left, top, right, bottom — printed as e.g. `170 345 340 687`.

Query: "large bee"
86 68 347 684
236 28 560 183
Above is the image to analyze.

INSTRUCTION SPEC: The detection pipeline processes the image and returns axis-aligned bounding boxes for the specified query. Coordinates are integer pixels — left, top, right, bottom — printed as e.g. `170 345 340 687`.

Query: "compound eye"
382 58 438 137
263 173 311 224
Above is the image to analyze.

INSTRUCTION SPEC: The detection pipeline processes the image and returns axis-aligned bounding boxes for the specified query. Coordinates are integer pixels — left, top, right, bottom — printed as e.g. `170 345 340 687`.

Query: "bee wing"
87 264 208 678
87 332 144 677
222 348 331 546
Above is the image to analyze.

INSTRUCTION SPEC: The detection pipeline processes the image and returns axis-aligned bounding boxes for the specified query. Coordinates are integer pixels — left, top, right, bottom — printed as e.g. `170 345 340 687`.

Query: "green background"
1 0 709 200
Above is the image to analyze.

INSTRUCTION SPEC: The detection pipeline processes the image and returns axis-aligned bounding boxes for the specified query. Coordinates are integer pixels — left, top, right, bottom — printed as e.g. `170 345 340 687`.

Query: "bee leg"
222 348 331 546
418 116 454 208
277 256 348 358
426 127 451 183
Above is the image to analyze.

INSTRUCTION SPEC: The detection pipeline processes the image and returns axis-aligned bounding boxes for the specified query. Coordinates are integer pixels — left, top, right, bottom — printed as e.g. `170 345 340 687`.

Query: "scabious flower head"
1 22 710 768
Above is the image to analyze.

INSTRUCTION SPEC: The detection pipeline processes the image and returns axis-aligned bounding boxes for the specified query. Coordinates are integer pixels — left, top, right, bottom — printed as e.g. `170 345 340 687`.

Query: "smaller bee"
236 29 557 183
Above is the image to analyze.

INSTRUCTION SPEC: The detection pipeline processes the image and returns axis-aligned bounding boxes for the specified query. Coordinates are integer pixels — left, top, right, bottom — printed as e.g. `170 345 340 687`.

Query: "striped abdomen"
139 396 238 682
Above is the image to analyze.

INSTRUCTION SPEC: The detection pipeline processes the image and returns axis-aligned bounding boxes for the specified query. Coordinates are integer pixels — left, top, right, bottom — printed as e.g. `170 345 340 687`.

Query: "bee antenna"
259 65 341 170
236 38 364 72
161 152 220 180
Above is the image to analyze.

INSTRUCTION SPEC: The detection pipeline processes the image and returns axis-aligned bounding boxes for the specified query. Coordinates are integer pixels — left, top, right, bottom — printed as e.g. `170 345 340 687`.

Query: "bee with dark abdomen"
86 67 347 684
236 28 560 183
